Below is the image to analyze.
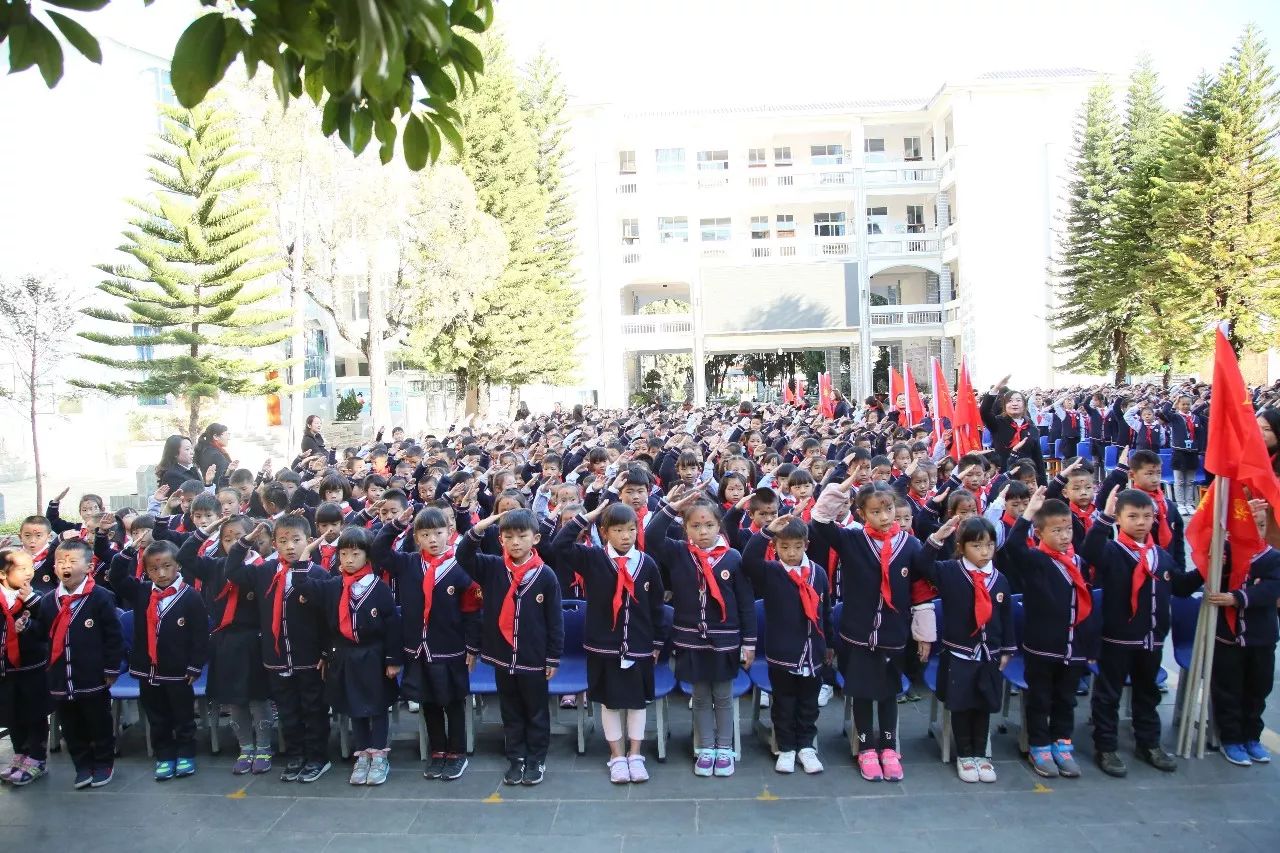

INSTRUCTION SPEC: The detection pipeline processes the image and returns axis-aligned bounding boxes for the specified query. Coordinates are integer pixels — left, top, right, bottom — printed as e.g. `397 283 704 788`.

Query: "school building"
565 68 1110 407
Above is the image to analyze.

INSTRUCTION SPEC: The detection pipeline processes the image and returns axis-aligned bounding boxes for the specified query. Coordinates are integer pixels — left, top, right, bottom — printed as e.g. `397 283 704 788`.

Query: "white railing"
866 233 942 256
613 161 936 195
620 314 694 336
869 304 945 326
864 164 941 185
620 232 942 266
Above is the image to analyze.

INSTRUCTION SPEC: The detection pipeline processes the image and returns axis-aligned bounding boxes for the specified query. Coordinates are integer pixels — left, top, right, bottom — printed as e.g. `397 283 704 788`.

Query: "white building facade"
566 68 1109 407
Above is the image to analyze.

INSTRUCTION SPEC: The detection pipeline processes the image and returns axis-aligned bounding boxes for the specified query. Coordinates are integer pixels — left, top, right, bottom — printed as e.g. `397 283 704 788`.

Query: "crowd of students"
0 376 1276 793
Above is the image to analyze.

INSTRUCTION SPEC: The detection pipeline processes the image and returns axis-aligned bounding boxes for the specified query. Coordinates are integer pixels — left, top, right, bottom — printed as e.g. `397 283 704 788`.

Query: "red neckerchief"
611 553 637 630
1002 512 1037 547
1117 531 1157 618
147 582 180 665
1070 502 1095 534
686 538 730 620
319 542 338 573
338 566 374 642
499 552 544 647
907 488 930 508
1067 411 1079 431
635 506 647 552
863 523 902 611
749 522 776 561
266 560 292 655
967 566 992 634
49 577 95 665
1181 413 1195 440
721 501 735 512
420 549 455 632
1010 419 1029 447
215 551 262 631
3 592 24 667
1143 425 1156 448
198 537 219 559
30 547 48 567
135 551 146 579
1037 542 1092 625
796 497 815 523
1140 487 1173 548
783 561 822 636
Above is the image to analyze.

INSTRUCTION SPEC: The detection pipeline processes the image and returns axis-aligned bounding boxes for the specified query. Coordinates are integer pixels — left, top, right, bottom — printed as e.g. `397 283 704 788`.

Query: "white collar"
0 585 18 607
57 577 89 598
606 544 642 575
962 557 993 577
782 555 813 574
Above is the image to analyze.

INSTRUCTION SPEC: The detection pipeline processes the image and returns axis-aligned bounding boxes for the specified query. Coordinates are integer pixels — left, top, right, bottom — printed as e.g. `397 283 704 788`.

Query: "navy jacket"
108 566 209 685
39 584 123 697
916 549 1016 661
0 589 48 675
374 521 478 663
1175 544 1280 648
1081 513 1187 650
741 532 832 671
1000 518 1100 664
313 573 402 666
225 542 330 672
1097 464 1185 566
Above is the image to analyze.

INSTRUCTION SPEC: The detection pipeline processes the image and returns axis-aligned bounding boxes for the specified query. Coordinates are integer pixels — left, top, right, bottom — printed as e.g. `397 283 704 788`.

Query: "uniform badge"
1254 578 1261 585
177 617 186 627
246 591 255 601
299 595 307 604
720 570 730 580
644 581 650 592
1163 571 1171 581
474 589 484 600
901 567 909 577
535 593 545 603
42 574 51 584
447 585 455 595
370 608 378 617
84 618 94 628
996 592 1004 603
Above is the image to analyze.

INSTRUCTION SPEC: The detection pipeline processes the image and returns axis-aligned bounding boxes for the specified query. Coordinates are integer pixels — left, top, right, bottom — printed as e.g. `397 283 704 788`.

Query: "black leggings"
951 708 990 757
350 713 389 752
850 698 898 751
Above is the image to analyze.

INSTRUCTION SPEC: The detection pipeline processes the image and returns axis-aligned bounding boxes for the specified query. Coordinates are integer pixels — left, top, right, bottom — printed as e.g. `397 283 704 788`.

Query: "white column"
692 269 707 406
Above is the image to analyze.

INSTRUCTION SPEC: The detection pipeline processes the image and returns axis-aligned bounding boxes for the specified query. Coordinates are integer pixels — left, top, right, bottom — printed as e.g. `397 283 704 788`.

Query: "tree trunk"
366 266 392 428
287 177 308 455
1112 329 1128 386
29 346 41 512
507 385 521 420
188 395 201 443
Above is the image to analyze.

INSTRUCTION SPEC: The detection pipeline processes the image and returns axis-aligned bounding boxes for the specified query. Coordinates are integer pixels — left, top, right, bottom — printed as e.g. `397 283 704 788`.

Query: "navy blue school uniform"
551 517 666 710
916 547 1015 713
314 570 402 718
224 541 332 766
39 579 123 775
0 586 50 763
1080 512 1185 754
373 521 477 708
1044 475 1098 556
1128 418 1167 452
107 565 209 763
28 544 56 594
1056 408 1086 459
456 528 563 766
979 393 1047 485
1160 404 1207 473
104 545 145 608
810 519 930 700
1097 464 1185 566
178 531 269 706
646 507 756 685
1174 545 1280 747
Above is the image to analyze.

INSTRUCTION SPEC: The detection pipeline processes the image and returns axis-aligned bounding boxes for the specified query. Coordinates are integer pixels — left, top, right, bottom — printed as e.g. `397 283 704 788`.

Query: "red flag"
1185 327 1280 629
930 357 958 460
953 357 983 456
889 365 905 413
903 364 926 427
783 378 796 406
819 373 835 419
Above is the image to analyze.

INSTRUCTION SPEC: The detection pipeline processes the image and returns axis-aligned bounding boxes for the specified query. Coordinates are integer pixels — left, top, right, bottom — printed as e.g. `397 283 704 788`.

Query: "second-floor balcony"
615 161 940 196
619 230 941 267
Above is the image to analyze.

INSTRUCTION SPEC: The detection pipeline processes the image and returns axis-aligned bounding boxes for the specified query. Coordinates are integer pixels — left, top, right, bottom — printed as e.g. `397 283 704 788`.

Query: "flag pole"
1194 475 1229 757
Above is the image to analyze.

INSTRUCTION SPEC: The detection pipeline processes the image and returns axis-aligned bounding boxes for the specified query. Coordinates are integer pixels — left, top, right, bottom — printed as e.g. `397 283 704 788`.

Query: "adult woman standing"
195 423 234 488
156 434 201 493
302 414 327 457
981 374 1047 484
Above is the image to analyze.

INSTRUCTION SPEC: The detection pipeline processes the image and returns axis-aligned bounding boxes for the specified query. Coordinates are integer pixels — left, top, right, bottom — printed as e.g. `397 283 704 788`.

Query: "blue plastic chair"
105 609 152 756
747 599 772 746
1078 438 1094 462
547 600 592 754
998 594 1029 754
677 668 751 761
1053 439 1064 460
651 605 677 761
1085 588 1167 714
982 429 992 448
1171 592 1207 735
1158 449 1175 484
1104 444 1120 470
1040 436 1051 457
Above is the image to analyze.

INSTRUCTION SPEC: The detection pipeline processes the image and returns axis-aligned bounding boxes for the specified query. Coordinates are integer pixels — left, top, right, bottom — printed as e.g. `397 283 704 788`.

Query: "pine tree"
1052 84 1126 380
1154 26 1280 355
425 31 568 414
74 101 289 438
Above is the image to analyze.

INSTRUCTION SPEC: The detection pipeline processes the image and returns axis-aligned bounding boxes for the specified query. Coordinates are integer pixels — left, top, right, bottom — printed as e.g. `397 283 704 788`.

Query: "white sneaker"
977 757 997 783
797 747 824 774
956 756 979 783
407 701 420 713
760 692 771 708
774 750 796 774
817 684 834 707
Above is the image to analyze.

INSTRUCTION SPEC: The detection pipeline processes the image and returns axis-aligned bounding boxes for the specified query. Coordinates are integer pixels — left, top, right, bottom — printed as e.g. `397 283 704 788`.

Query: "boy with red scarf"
38 539 123 789
458 509 564 787
1098 448 1185 567
1045 457 1101 555
1081 488 1184 778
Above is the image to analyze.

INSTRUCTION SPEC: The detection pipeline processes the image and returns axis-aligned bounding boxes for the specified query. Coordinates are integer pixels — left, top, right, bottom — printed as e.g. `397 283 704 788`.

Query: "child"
1080 488 1181 777
1046 458 1098 553
647 489 756 778
811 480 927 782
17 515 55 592
922 516 1015 782
180 514 275 775
1161 395 1205 512
374 506 478 781
457 509 564 786
310 527 401 786
552 502 666 784
1100 448 1185 566
742 517 831 775
225 516 333 783
0 549 50 785
39 539 124 788
313 502 345 573
108 540 209 780
1001 491 1098 777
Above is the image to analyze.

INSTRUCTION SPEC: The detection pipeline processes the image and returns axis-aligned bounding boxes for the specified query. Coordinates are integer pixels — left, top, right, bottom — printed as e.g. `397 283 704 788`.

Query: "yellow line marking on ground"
483 791 504 803
226 787 248 799
1032 782 1053 794
757 787 779 801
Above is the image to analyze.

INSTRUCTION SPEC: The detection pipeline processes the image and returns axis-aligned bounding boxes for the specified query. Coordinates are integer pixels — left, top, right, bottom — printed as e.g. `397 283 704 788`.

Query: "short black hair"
771 517 808 543
498 509 539 534
143 540 180 566
1129 449 1161 471
191 493 220 515
415 507 451 532
274 515 310 539
1034 497 1072 528
336 525 373 556
314 502 345 525
57 539 93 563
262 483 289 511
1115 488 1156 514
1005 481 1032 502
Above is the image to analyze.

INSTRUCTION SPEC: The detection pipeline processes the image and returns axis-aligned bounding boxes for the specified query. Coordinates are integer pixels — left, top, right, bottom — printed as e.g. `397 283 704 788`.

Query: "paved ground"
3 661 1279 853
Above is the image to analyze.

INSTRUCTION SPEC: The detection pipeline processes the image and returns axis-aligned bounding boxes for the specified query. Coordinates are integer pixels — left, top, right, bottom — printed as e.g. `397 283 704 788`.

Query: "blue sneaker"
175 758 196 777
1222 743 1252 767
73 767 93 789
1028 745 1059 777
1244 741 1271 764
1051 739 1081 777
155 760 176 781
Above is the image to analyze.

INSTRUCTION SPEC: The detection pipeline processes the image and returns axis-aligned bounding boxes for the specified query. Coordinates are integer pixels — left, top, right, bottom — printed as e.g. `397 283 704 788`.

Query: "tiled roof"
975 67 1099 80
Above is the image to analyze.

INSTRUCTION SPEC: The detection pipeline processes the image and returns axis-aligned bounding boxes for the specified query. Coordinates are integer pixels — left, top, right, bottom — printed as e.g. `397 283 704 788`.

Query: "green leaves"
171 13 234 108
46 10 100 63
8 10 64 87
403 113 430 171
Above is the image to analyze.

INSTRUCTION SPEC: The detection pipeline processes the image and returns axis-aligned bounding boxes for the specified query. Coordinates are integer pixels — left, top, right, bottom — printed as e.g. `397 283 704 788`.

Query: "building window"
697 150 729 170
813 211 846 237
864 138 885 153
621 218 639 244
773 146 792 167
357 359 370 377
619 150 636 174
810 144 844 166
775 214 796 238
304 325 330 399
699 217 731 242
748 148 766 168
353 288 368 321
906 204 925 233
866 205 888 234
655 148 685 174
750 216 770 239
334 359 348 378
657 216 688 244
132 325 165 406
903 137 922 160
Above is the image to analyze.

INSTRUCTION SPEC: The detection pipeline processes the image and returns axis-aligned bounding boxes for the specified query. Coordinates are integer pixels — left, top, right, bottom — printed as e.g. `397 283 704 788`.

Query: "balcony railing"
621 231 941 266
620 314 694 335
869 304 945 326
614 160 938 195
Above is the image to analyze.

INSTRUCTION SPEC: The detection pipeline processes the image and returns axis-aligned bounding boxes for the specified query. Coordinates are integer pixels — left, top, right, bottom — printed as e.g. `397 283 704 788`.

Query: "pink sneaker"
879 748 904 782
0 755 24 783
857 749 883 781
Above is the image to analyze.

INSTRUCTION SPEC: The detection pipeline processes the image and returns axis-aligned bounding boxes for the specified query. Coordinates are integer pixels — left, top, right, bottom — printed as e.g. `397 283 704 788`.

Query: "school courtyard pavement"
2 667 1278 853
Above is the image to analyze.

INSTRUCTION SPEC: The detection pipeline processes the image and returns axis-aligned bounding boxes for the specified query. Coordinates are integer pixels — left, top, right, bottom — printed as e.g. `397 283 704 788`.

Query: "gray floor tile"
696 798 838 834
407 800 557 835
272 797 421 833
555 799 697 836
180 830 332 853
